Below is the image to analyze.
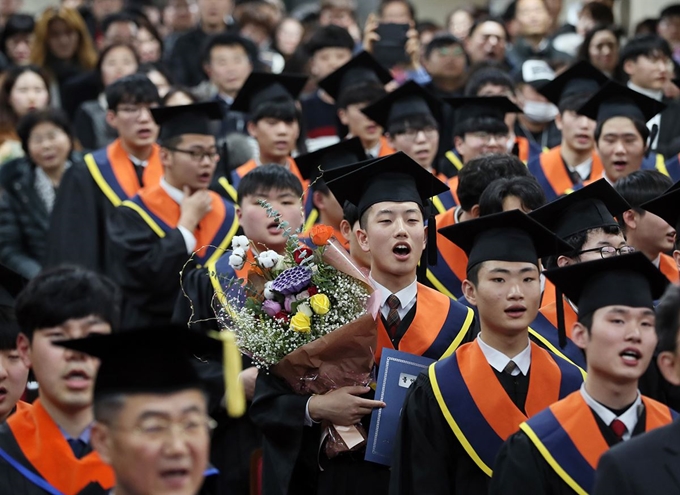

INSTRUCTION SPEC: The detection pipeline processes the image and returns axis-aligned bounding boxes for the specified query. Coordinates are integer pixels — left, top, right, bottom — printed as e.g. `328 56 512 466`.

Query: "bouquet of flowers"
213 205 378 457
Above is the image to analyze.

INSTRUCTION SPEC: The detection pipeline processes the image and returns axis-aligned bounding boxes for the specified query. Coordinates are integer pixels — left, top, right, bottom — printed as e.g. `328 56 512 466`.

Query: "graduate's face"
623 53 671 91
597 117 646 183
107 102 159 151
556 110 595 153
162 134 218 193
454 131 509 165
92 390 210 495
310 47 353 81
0 348 29 423
464 261 541 336
205 44 252 98
357 201 426 286
574 306 657 383
247 118 299 162
17 315 111 413
389 126 439 171
339 103 383 147
238 187 303 253
622 209 677 260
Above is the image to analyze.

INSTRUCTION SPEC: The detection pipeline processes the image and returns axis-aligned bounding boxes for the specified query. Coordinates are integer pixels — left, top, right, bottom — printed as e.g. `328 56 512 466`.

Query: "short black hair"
558 92 591 114
1 14 34 54
343 201 360 225
478 176 546 216
236 164 304 205
424 33 463 60
466 261 483 285
544 224 623 269
106 73 161 110
336 82 386 110
614 170 672 233
387 113 439 136
304 25 354 57
15 266 121 340
161 86 197 106
619 34 672 66
580 2 614 26
454 117 508 139
0 306 20 351
17 108 74 157
656 283 680 353
101 11 138 35
378 0 417 21
250 98 299 124
464 66 515 96
201 32 259 67
594 117 649 143
660 4 680 20
456 153 530 212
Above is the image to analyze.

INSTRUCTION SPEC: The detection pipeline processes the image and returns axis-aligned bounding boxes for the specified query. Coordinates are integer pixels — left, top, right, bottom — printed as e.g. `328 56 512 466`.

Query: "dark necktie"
385 294 401 339
68 438 88 459
133 163 145 186
503 360 518 375
610 418 626 441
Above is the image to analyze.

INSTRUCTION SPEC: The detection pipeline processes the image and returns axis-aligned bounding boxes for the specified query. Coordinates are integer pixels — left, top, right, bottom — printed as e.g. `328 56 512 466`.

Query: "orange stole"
541 278 557 309
660 253 679 284
427 208 468 299
8 399 114 494
378 136 395 157
235 156 307 187
540 298 578 339
375 284 462 361
134 186 230 255
537 146 604 197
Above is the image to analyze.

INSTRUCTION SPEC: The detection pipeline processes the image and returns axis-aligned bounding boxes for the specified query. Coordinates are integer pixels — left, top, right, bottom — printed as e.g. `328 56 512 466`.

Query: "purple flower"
284 294 295 313
271 266 313 295
262 300 282 317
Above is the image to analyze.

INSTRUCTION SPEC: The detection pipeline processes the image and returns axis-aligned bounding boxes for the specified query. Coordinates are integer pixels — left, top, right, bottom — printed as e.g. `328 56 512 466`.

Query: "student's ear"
159 147 172 166
454 136 466 157
339 219 352 240
673 249 680 272
557 255 574 267
91 422 113 464
246 120 257 138
356 226 370 253
422 224 428 251
571 322 589 350
622 59 636 78
105 110 117 128
462 279 477 306
203 63 213 80
622 209 637 231
235 205 242 222
312 190 325 210
469 204 480 219
658 349 680 386
16 333 31 368
338 108 349 126
554 112 563 131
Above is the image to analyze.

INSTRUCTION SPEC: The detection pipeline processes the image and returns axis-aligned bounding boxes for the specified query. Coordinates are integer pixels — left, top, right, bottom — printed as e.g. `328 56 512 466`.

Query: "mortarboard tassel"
555 287 567 348
211 330 246 417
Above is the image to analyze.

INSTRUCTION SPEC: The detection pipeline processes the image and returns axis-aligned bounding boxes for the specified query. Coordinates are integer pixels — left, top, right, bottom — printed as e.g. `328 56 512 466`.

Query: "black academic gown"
490 408 648 495
593 419 680 495
107 204 195 329
44 161 115 275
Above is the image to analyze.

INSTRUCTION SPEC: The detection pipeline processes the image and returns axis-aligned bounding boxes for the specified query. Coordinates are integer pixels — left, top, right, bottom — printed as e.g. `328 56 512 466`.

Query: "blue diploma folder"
365 349 435 466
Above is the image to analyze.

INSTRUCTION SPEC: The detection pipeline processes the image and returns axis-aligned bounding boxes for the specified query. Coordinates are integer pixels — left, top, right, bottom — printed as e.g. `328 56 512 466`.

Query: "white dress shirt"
580 383 642 441
570 157 593 181
477 334 532 376
371 276 418 321
159 178 197 254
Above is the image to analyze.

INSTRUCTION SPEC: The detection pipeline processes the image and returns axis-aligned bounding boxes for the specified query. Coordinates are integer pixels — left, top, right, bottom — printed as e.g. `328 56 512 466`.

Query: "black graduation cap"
296 137 367 181
640 181 680 231
538 60 609 106
230 72 308 114
438 209 572 271
325 151 449 216
317 50 393 101
445 96 522 124
529 179 630 241
56 325 246 417
0 264 26 308
543 252 669 318
360 81 443 129
151 101 223 141
577 81 667 124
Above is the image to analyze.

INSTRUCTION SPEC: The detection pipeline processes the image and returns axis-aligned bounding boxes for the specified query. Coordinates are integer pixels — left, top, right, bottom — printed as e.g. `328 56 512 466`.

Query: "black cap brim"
538 60 609 106
296 137 367 181
529 179 630 240
151 101 223 140
0 264 26 308
577 81 667 123
640 183 680 231
318 50 393 101
445 96 522 123
231 72 308 113
361 81 443 128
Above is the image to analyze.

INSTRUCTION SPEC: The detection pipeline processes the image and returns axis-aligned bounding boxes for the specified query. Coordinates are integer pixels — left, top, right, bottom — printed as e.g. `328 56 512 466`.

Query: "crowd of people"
1 0 680 493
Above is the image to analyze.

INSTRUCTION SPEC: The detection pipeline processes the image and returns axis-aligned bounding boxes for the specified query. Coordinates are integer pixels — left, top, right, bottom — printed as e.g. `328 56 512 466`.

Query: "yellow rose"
309 293 331 315
290 312 311 333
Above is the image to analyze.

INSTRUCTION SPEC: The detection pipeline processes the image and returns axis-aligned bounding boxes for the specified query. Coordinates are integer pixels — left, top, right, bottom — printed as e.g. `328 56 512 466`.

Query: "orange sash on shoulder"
540 298 578 339
378 136 395 157
8 399 114 495
660 253 679 284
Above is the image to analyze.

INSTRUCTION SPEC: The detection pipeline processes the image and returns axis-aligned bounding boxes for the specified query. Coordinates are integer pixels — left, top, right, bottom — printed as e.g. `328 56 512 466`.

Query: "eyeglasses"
395 126 438 141
113 415 218 443
166 147 220 162
574 245 636 259
434 46 465 57
115 104 156 119
468 131 509 143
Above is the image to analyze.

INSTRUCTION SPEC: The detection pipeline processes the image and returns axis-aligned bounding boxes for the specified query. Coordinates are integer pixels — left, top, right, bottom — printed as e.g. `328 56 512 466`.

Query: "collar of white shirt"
370 275 418 321
569 157 593 181
128 154 148 168
627 81 664 101
366 141 381 159
580 383 642 441
160 177 183 205
477 334 532 376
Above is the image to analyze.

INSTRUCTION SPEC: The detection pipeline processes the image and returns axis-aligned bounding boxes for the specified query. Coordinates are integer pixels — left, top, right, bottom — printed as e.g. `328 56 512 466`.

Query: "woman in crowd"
0 65 50 164
135 17 163 64
1 14 35 68
72 42 139 150
577 24 623 78
138 62 172 98
30 6 97 107
161 85 197 106
0 109 78 278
